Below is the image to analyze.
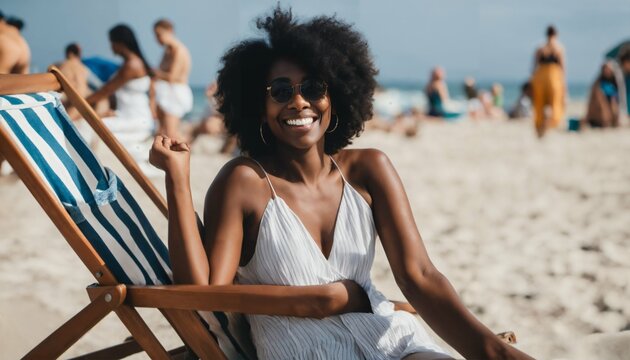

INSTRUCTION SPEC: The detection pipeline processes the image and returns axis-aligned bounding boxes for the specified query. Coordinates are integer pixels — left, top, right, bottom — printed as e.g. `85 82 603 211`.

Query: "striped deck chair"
0 68 323 359
0 70 517 359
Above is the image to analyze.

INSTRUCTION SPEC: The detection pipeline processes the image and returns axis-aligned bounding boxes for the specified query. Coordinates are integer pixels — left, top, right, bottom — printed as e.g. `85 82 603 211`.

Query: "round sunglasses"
266 78 328 103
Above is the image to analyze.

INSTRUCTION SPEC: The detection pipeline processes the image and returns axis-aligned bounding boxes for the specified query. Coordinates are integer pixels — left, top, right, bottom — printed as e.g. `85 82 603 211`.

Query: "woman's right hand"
320 279 371 316
149 135 191 182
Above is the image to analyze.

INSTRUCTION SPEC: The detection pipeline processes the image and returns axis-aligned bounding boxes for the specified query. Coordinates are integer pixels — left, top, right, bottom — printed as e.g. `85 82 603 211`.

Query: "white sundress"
236 157 449 360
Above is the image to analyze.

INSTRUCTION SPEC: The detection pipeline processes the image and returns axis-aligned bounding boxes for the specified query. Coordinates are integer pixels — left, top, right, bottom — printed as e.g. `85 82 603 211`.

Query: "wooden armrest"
124 284 327 317
122 285 518 344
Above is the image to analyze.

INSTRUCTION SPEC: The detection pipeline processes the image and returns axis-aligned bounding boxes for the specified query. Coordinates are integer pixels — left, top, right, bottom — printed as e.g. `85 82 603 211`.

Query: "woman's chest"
239 194 376 285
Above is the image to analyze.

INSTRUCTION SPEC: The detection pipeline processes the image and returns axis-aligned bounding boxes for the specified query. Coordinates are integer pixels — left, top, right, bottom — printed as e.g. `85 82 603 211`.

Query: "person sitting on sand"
584 62 620 128
153 18 193 139
188 81 238 154
463 77 482 119
425 66 462 120
479 83 506 119
149 7 533 360
619 49 630 117
366 86 420 137
508 82 533 119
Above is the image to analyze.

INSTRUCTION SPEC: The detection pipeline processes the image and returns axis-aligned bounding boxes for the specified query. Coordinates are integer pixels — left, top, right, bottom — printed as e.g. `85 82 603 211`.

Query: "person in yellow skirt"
531 25 566 138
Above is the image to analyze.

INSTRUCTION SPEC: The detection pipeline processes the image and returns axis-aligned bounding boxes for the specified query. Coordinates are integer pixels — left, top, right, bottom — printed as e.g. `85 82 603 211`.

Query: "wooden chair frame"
0 69 515 359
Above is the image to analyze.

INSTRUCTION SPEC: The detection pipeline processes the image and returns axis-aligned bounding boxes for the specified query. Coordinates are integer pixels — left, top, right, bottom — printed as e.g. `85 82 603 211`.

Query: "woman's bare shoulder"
335 148 393 187
209 156 269 193
203 156 272 217
120 57 146 78
337 148 390 169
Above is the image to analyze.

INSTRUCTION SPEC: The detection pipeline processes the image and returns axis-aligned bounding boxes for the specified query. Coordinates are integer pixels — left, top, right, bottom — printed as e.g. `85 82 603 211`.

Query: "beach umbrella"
82 56 121 91
82 56 120 83
605 39 630 59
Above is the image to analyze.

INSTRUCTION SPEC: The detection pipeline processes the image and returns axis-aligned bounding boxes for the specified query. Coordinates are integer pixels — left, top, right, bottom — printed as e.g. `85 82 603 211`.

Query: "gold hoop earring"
326 114 339 133
259 123 268 145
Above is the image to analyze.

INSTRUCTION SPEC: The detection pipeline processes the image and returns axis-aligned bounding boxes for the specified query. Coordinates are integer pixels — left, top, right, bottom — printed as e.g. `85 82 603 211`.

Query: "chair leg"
161 309 227 360
23 285 125 360
114 305 171 360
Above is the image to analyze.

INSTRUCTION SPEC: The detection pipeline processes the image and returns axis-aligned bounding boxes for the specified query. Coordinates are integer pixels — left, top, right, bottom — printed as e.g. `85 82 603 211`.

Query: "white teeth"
285 117 314 126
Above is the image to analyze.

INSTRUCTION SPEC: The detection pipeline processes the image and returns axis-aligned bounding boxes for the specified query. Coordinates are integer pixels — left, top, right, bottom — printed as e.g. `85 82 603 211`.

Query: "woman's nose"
288 91 310 110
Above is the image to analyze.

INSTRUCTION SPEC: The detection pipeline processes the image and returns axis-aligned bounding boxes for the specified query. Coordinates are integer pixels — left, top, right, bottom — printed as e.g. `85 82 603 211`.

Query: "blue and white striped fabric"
0 92 254 359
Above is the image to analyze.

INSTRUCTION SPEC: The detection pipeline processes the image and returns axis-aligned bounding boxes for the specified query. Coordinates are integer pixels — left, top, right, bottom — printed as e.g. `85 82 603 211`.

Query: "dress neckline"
271 182 346 261
247 155 373 264
249 156 347 261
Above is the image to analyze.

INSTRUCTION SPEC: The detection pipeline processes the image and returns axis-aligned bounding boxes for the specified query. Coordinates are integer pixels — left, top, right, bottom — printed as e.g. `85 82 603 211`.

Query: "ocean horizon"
184 80 591 122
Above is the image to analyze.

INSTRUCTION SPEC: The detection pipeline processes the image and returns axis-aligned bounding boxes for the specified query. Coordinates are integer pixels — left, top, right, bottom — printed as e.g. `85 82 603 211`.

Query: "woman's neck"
267 144 331 185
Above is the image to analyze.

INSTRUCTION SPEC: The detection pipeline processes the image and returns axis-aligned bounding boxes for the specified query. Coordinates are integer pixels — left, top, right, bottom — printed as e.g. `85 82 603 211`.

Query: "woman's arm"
361 149 533 359
149 135 210 284
149 79 158 121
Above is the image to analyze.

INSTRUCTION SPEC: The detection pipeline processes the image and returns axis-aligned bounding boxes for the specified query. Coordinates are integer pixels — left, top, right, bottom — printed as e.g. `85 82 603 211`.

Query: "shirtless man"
0 11 31 176
58 43 90 97
153 18 192 138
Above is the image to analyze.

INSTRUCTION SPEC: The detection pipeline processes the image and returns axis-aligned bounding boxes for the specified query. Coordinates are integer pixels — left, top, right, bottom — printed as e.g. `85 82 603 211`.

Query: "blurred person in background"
6 16 24 32
491 83 504 111
0 10 30 176
188 80 238 154
479 83 506 119
583 62 619 128
153 18 193 139
531 25 566 137
619 49 630 118
56 42 105 145
67 24 157 175
463 77 482 119
58 43 90 98
508 81 533 119
425 66 462 120
367 86 420 137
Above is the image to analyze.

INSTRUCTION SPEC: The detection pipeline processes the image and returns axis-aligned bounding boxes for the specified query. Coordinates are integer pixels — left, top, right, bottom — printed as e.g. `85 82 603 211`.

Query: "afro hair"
215 6 378 156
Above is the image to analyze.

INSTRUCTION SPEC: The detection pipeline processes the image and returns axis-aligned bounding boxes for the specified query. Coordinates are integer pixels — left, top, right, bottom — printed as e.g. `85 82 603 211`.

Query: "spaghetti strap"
328 155 347 183
249 158 277 199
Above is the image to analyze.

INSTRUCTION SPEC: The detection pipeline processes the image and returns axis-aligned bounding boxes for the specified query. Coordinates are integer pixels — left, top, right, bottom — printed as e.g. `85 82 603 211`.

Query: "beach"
1 104 630 359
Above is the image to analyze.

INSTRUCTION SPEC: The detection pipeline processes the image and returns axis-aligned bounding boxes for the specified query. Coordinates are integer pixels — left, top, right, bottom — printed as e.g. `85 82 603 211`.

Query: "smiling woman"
148 5 534 360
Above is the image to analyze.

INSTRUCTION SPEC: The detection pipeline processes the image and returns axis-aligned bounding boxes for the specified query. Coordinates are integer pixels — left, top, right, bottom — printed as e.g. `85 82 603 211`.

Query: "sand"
1 110 629 359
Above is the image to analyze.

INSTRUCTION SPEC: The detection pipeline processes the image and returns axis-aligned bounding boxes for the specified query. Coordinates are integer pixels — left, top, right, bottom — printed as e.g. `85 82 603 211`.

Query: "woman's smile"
279 111 320 132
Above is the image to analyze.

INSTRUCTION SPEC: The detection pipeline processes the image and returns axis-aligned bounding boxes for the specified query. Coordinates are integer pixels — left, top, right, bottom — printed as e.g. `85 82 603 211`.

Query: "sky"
2 0 629 87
